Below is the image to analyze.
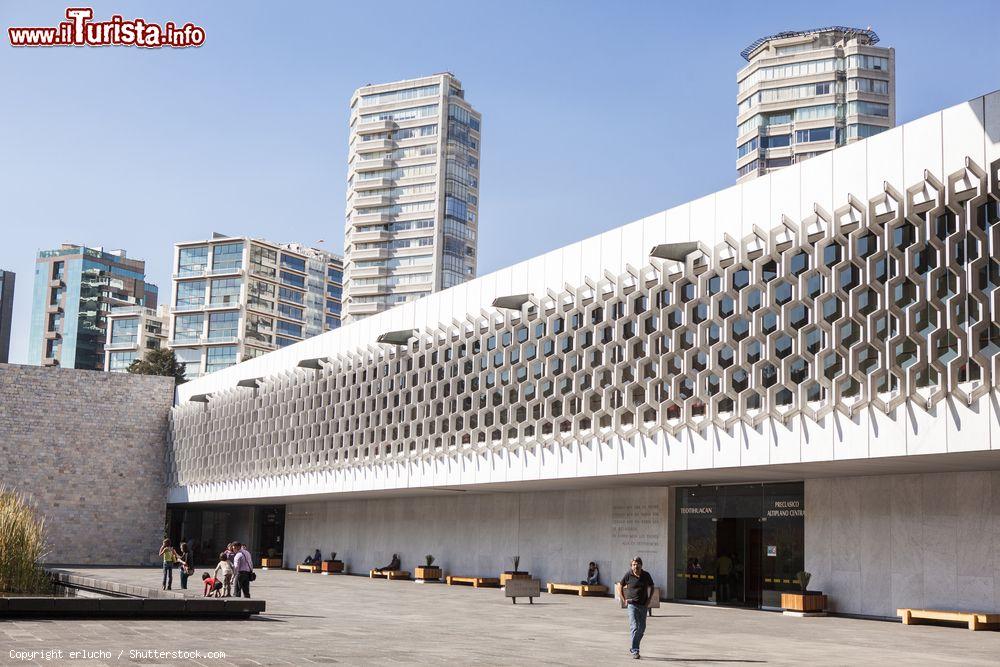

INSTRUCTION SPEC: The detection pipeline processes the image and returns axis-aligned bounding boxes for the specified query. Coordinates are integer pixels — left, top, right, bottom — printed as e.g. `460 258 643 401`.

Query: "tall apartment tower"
0 270 14 363
169 234 344 379
736 26 895 182
344 73 482 322
27 245 158 369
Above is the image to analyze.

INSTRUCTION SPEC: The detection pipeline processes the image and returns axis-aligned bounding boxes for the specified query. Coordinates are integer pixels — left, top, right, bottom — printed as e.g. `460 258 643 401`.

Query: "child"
214 551 234 597
201 572 222 597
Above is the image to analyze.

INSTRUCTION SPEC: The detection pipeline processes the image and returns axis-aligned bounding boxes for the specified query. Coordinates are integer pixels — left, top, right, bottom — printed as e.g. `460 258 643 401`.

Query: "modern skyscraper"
169 234 344 379
344 73 482 322
0 270 14 363
736 26 895 182
103 304 169 372
28 245 158 370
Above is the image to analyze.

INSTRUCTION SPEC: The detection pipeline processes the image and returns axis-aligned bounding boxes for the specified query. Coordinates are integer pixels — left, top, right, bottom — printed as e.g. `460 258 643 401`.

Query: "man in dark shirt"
619 557 654 659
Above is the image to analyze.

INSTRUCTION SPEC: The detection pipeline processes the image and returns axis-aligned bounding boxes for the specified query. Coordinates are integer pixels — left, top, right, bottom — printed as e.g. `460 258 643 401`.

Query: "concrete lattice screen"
168 158 1000 487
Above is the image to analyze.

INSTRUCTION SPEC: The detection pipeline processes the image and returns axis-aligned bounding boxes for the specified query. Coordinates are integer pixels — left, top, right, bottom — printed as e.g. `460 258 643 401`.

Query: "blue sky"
1 0 998 364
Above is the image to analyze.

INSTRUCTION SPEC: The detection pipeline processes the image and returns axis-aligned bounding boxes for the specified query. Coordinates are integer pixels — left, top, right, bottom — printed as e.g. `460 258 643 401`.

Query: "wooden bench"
446 575 500 588
295 563 320 573
321 560 344 574
505 578 540 604
369 569 410 581
898 608 1000 631
547 582 609 597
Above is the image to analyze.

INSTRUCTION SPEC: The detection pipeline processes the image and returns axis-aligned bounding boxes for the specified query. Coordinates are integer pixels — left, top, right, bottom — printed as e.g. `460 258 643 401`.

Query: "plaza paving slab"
1 567 998 665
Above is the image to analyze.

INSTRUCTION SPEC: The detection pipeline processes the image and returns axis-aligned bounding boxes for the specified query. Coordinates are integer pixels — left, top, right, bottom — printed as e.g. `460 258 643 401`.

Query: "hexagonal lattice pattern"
167 158 1000 487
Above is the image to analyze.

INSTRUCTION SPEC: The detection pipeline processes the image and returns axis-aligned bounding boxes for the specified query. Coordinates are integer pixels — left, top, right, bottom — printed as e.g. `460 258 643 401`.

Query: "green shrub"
0 486 51 594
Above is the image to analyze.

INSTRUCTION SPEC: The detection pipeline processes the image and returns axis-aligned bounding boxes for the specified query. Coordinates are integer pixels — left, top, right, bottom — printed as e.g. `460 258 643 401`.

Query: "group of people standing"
159 539 256 597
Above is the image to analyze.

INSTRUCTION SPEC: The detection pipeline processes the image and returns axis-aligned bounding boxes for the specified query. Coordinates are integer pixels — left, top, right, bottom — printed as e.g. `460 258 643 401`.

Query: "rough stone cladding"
168 157 1000 487
0 364 175 564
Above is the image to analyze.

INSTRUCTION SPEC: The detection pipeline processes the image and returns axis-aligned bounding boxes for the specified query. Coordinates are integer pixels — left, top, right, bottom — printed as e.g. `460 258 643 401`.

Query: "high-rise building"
344 73 481 322
103 304 170 372
28 245 158 370
0 270 14 363
169 234 344 379
736 26 895 182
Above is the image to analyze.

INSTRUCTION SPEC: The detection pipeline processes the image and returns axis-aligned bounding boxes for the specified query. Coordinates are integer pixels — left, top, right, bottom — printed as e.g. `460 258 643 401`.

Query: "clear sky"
1 0 998 364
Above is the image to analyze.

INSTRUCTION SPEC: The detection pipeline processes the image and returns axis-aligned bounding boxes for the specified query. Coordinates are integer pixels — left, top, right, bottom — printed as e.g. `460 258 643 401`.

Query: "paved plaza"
1 567 999 665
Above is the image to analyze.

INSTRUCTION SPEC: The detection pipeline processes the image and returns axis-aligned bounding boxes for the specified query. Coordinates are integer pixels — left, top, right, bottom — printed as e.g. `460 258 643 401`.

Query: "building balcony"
172 270 208 280
41 357 59 367
48 278 63 288
204 336 241 345
351 213 393 226
356 119 397 134
353 177 393 191
45 303 63 314
104 341 138 352
208 266 243 277
346 283 384 297
43 330 61 340
171 304 205 313
352 158 394 173
349 266 389 279
346 301 381 316
352 194 392 208
350 248 391 262
355 138 395 152
349 230 392 244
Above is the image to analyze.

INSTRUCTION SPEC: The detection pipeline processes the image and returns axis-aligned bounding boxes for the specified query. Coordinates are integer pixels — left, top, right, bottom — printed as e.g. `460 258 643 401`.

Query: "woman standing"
178 542 193 590
159 539 179 590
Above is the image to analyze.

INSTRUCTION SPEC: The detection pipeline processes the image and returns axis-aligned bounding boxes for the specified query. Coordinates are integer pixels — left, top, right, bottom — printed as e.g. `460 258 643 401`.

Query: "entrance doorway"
674 482 803 609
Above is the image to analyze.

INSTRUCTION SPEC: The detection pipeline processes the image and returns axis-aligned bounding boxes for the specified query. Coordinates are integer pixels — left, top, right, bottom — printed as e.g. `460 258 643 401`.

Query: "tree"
127 347 186 383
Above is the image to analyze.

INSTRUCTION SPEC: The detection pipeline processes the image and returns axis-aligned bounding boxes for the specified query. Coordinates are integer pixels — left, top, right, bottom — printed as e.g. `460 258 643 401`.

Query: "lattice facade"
167 158 1000 487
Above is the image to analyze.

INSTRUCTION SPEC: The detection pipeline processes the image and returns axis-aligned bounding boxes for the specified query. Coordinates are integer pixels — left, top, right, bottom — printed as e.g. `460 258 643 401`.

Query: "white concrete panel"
868 404 907 459
637 432 663 473
985 91 1000 166
621 220 647 271
595 437 617 476
618 433 640 475
544 249 564 295
769 416 802 465
507 261 529 298
904 401 947 457
539 442 560 479
561 241 584 289
945 395 990 453
711 424 741 469
661 430 686 471
714 185 742 243
865 125 903 203
739 174 770 239
903 111 943 188
798 151 833 220
739 421 770 467
525 256 548 300
688 193 716 250
477 272 497 313
831 408 869 461
800 412 834 462
991 391 1000 451
942 97 986 176
642 212 669 256
686 426 713 470
661 203 691 244
769 160 800 224
599 227 623 276
557 441 578 478
577 438 598 478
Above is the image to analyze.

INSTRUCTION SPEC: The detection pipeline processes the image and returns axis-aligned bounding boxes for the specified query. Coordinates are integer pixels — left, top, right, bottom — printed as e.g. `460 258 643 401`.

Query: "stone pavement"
2 567 999 665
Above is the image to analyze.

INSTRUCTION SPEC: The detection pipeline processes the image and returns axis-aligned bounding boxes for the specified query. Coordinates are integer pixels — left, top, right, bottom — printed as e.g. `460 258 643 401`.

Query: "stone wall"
284 487 671 591
0 363 175 565
805 472 1000 618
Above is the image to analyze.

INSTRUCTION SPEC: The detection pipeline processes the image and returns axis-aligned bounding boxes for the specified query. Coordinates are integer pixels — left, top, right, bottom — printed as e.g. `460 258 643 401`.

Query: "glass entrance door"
674 482 802 609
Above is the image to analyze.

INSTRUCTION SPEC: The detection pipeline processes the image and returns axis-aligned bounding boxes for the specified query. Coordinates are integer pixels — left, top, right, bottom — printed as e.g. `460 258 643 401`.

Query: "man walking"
233 541 254 598
619 556 654 659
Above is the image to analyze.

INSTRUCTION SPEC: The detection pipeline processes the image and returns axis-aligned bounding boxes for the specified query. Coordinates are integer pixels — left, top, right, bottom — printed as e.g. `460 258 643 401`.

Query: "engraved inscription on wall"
612 503 662 550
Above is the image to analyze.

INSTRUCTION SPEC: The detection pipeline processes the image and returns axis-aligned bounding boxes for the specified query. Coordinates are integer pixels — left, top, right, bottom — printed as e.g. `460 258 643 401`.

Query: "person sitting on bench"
303 549 322 565
581 561 601 586
376 554 401 572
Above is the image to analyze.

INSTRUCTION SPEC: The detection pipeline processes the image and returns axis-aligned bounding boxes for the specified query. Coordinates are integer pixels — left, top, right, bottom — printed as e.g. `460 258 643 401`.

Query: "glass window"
359 84 439 107
210 278 242 306
174 314 204 342
277 320 302 337
278 303 303 320
278 287 304 304
249 245 277 278
52 261 65 279
280 271 305 288
847 100 890 118
178 246 208 276
766 157 792 168
326 284 343 299
208 311 240 340
325 315 341 330
327 267 343 283
205 345 238 373
737 137 758 159
275 336 297 348
280 254 306 272
111 318 139 345
175 280 206 308
847 123 888 140
212 242 244 272
847 54 889 72
795 127 834 143
245 313 273 344
762 134 790 149
359 103 438 124
109 351 138 372
173 347 202 372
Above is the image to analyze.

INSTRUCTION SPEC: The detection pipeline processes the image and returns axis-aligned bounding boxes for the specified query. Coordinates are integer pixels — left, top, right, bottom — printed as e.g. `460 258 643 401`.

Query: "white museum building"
167 91 1000 618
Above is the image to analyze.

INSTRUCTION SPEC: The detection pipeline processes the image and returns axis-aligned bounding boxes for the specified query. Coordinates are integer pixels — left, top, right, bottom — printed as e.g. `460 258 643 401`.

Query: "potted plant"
321 551 344 573
415 554 441 582
500 555 530 587
780 571 827 616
